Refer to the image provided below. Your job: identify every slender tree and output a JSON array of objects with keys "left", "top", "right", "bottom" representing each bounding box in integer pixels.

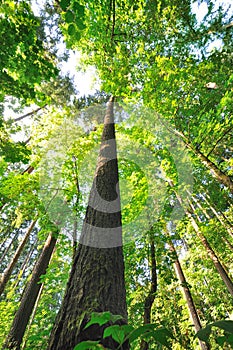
[
  {"left": 3, "top": 230, "right": 58, "bottom": 350},
  {"left": 166, "top": 230, "right": 209, "bottom": 350},
  {"left": 140, "top": 229, "right": 157, "bottom": 350},
  {"left": 0, "top": 219, "right": 37, "bottom": 296}
]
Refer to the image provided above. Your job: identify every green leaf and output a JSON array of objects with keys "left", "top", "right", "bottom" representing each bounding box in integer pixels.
[
  {"left": 84, "top": 312, "right": 112, "bottom": 329},
  {"left": 128, "top": 324, "right": 157, "bottom": 343},
  {"left": 195, "top": 325, "right": 212, "bottom": 341},
  {"left": 60, "top": 0, "right": 71, "bottom": 11},
  {"left": 151, "top": 328, "right": 173, "bottom": 348},
  {"left": 84, "top": 312, "right": 123, "bottom": 330},
  {"left": 196, "top": 321, "right": 233, "bottom": 343},
  {"left": 103, "top": 325, "right": 125, "bottom": 344},
  {"left": 211, "top": 320, "right": 233, "bottom": 334},
  {"left": 68, "top": 24, "right": 76, "bottom": 36},
  {"left": 73, "top": 3, "right": 85, "bottom": 17},
  {"left": 74, "top": 31, "right": 81, "bottom": 41},
  {"left": 76, "top": 18, "right": 86, "bottom": 30},
  {"left": 65, "top": 10, "right": 74, "bottom": 23},
  {"left": 73, "top": 340, "right": 100, "bottom": 350}
]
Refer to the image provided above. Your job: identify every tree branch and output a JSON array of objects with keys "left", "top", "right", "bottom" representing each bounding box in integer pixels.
[
  {"left": 12, "top": 105, "right": 47, "bottom": 123},
  {"left": 206, "top": 126, "right": 233, "bottom": 157}
]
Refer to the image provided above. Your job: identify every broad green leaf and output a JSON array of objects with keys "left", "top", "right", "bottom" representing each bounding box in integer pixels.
[
  {"left": 60, "top": 0, "right": 71, "bottom": 11},
  {"left": 84, "top": 312, "right": 112, "bottom": 329},
  {"left": 68, "top": 24, "right": 76, "bottom": 36},
  {"left": 65, "top": 10, "right": 74, "bottom": 23},
  {"left": 103, "top": 325, "right": 125, "bottom": 344},
  {"left": 211, "top": 320, "right": 233, "bottom": 334},
  {"left": 73, "top": 340, "right": 101, "bottom": 350},
  {"left": 76, "top": 18, "right": 86, "bottom": 30},
  {"left": 73, "top": 3, "right": 85, "bottom": 17},
  {"left": 196, "top": 325, "right": 215, "bottom": 342}
]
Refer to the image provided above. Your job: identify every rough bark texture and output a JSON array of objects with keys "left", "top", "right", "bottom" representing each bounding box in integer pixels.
[
  {"left": 0, "top": 219, "right": 37, "bottom": 296},
  {"left": 3, "top": 232, "right": 57, "bottom": 350},
  {"left": 47, "top": 97, "right": 128, "bottom": 350},
  {"left": 168, "top": 240, "right": 210, "bottom": 350}
]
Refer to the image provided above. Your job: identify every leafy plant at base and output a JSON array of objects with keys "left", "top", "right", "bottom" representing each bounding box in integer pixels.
[{"left": 74, "top": 311, "right": 174, "bottom": 350}]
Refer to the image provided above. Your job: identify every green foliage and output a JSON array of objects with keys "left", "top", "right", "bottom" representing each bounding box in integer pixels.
[
  {"left": 196, "top": 320, "right": 233, "bottom": 348},
  {"left": 0, "top": 0, "right": 58, "bottom": 103},
  {"left": 75, "top": 312, "right": 173, "bottom": 349}
]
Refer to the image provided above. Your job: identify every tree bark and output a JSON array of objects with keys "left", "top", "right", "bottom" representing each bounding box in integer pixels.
[
  {"left": 140, "top": 233, "right": 157, "bottom": 350},
  {"left": 0, "top": 231, "right": 20, "bottom": 267},
  {"left": 173, "top": 129, "right": 233, "bottom": 193},
  {"left": 191, "top": 148, "right": 233, "bottom": 194},
  {"left": 47, "top": 97, "right": 128, "bottom": 350},
  {"left": 3, "top": 232, "right": 57, "bottom": 350},
  {"left": 188, "top": 214, "right": 233, "bottom": 297},
  {"left": 167, "top": 238, "right": 210, "bottom": 350},
  {"left": 170, "top": 181, "right": 233, "bottom": 297},
  {"left": 0, "top": 219, "right": 37, "bottom": 296}
]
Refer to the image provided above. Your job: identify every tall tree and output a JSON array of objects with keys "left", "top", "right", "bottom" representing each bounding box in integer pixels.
[
  {"left": 47, "top": 97, "right": 128, "bottom": 350},
  {"left": 3, "top": 229, "right": 58, "bottom": 350}
]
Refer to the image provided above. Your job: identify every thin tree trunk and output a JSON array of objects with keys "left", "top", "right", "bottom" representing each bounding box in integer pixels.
[
  {"left": 188, "top": 214, "right": 233, "bottom": 297},
  {"left": 47, "top": 97, "right": 128, "bottom": 350},
  {"left": 21, "top": 283, "right": 44, "bottom": 350},
  {"left": 204, "top": 197, "right": 233, "bottom": 239},
  {"left": 13, "top": 238, "right": 38, "bottom": 292},
  {"left": 188, "top": 194, "right": 233, "bottom": 253},
  {"left": 195, "top": 150, "right": 233, "bottom": 193},
  {"left": 0, "top": 231, "right": 20, "bottom": 267},
  {"left": 0, "top": 219, "right": 37, "bottom": 296},
  {"left": 140, "top": 232, "right": 157, "bottom": 350},
  {"left": 222, "top": 237, "right": 233, "bottom": 252},
  {"left": 174, "top": 129, "right": 233, "bottom": 193},
  {"left": 170, "top": 181, "right": 233, "bottom": 297},
  {"left": 167, "top": 237, "right": 210, "bottom": 350},
  {"left": 3, "top": 231, "right": 57, "bottom": 350}
]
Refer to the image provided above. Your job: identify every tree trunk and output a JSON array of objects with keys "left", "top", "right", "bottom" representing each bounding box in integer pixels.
[
  {"left": 195, "top": 149, "right": 233, "bottom": 194},
  {"left": 3, "top": 232, "right": 57, "bottom": 350},
  {"left": 13, "top": 238, "right": 38, "bottom": 292},
  {"left": 167, "top": 238, "right": 210, "bottom": 350},
  {"left": 170, "top": 182, "right": 233, "bottom": 297},
  {"left": 0, "top": 219, "right": 37, "bottom": 296},
  {"left": 0, "top": 231, "right": 20, "bottom": 267},
  {"left": 188, "top": 214, "right": 233, "bottom": 297},
  {"left": 173, "top": 129, "right": 233, "bottom": 193},
  {"left": 21, "top": 283, "right": 44, "bottom": 350},
  {"left": 47, "top": 97, "right": 128, "bottom": 350},
  {"left": 140, "top": 232, "right": 157, "bottom": 350}
]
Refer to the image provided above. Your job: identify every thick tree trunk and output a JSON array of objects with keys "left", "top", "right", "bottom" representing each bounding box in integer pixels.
[
  {"left": 47, "top": 97, "right": 128, "bottom": 350},
  {"left": 3, "top": 232, "right": 57, "bottom": 350},
  {"left": 0, "top": 219, "right": 37, "bottom": 296},
  {"left": 21, "top": 283, "right": 44, "bottom": 350},
  {"left": 168, "top": 239, "right": 210, "bottom": 350}
]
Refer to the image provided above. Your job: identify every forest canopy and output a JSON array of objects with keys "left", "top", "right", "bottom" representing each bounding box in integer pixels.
[{"left": 0, "top": 0, "right": 233, "bottom": 349}]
